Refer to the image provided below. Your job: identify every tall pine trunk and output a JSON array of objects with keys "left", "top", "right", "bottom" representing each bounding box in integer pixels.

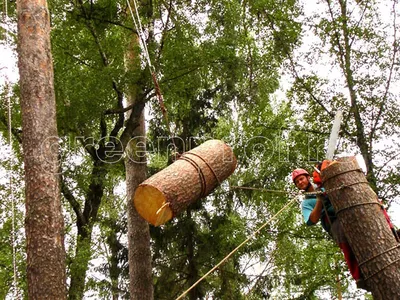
[
  {"left": 125, "top": 112, "right": 153, "bottom": 299},
  {"left": 125, "top": 32, "right": 153, "bottom": 299},
  {"left": 17, "top": 0, "right": 67, "bottom": 298}
]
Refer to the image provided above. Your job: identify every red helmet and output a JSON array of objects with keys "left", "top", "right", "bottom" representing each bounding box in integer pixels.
[{"left": 292, "top": 168, "right": 309, "bottom": 182}]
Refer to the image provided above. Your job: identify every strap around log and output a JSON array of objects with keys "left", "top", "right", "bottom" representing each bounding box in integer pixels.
[
  {"left": 364, "top": 256, "right": 400, "bottom": 282},
  {"left": 334, "top": 201, "right": 381, "bottom": 215},
  {"left": 183, "top": 152, "right": 222, "bottom": 185},
  {"left": 321, "top": 159, "right": 364, "bottom": 184},
  {"left": 359, "top": 244, "right": 400, "bottom": 267},
  {"left": 179, "top": 154, "right": 207, "bottom": 197}
]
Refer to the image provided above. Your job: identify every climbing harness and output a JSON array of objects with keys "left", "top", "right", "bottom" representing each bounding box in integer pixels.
[{"left": 176, "top": 197, "right": 297, "bottom": 300}]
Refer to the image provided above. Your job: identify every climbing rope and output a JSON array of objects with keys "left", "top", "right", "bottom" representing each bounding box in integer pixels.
[
  {"left": 183, "top": 152, "right": 222, "bottom": 185},
  {"left": 335, "top": 201, "right": 381, "bottom": 215},
  {"left": 231, "top": 185, "right": 297, "bottom": 196},
  {"left": 176, "top": 197, "right": 297, "bottom": 300},
  {"left": 3, "top": 8, "right": 19, "bottom": 297},
  {"left": 125, "top": 0, "right": 177, "bottom": 153},
  {"left": 7, "top": 82, "right": 18, "bottom": 300}
]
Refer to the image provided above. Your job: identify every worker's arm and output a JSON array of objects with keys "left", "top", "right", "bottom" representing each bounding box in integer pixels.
[
  {"left": 308, "top": 196, "right": 324, "bottom": 224},
  {"left": 301, "top": 197, "right": 323, "bottom": 225}
]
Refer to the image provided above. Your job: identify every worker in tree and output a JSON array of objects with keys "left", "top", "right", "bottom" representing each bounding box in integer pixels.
[{"left": 291, "top": 168, "right": 366, "bottom": 289}]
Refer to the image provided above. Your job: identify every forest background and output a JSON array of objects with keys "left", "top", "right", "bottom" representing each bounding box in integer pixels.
[{"left": 0, "top": 0, "right": 399, "bottom": 299}]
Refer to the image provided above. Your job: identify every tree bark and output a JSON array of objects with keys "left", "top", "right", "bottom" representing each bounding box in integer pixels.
[
  {"left": 186, "top": 209, "right": 200, "bottom": 300},
  {"left": 334, "top": 0, "right": 377, "bottom": 191},
  {"left": 321, "top": 157, "right": 400, "bottom": 299},
  {"left": 106, "top": 221, "right": 123, "bottom": 300},
  {"left": 125, "top": 112, "right": 154, "bottom": 300},
  {"left": 125, "top": 31, "right": 154, "bottom": 299},
  {"left": 17, "top": 0, "right": 67, "bottom": 298},
  {"left": 134, "top": 139, "right": 237, "bottom": 226}
]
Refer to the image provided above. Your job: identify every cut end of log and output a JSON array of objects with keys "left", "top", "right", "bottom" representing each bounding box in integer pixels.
[{"left": 134, "top": 185, "right": 173, "bottom": 226}]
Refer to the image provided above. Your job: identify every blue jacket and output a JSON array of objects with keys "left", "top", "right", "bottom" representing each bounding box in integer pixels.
[{"left": 301, "top": 188, "right": 336, "bottom": 233}]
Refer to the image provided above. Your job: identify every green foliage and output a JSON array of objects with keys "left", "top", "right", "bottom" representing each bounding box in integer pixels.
[
  {"left": 3, "top": 0, "right": 397, "bottom": 298},
  {"left": 0, "top": 219, "right": 14, "bottom": 298}
]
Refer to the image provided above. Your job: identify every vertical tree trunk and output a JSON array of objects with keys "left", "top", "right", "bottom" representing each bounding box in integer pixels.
[
  {"left": 334, "top": 0, "right": 377, "bottom": 190},
  {"left": 125, "top": 32, "right": 153, "bottom": 299},
  {"left": 321, "top": 158, "right": 400, "bottom": 299},
  {"left": 125, "top": 112, "right": 154, "bottom": 300},
  {"left": 186, "top": 209, "right": 201, "bottom": 300},
  {"left": 68, "top": 161, "right": 106, "bottom": 300},
  {"left": 106, "top": 223, "right": 123, "bottom": 300},
  {"left": 16, "top": 0, "right": 67, "bottom": 298}
]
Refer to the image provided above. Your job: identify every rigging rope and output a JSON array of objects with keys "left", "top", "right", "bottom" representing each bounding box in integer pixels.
[
  {"left": 126, "top": 0, "right": 177, "bottom": 153},
  {"left": 3, "top": 7, "right": 19, "bottom": 298},
  {"left": 230, "top": 185, "right": 298, "bottom": 196},
  {"left": 176, "top": 197, "right": 297, "bottom": 300},
  {"left": 7, "top": 79, "right": 18, "bottom": 300}
]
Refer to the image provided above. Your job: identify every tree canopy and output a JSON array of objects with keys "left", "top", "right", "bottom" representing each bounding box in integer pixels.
[{"left": 0, "top": 0, "right": 399, "bottom": 299}]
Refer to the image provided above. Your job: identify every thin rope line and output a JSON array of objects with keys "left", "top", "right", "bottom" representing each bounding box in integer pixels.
[
  {"left": 359, "top": 244, "right": 400, "bottom": 267},
  {"left": 126, "top": 0, "right": 177, "bottom": 151},
  {"left": 335, "top": 201, "right": 381, "bottom": 215},
  {"left": 230, "top": 186, "right": 298, "bottom": 196},
  {"left": 175, "top": 198, "right": 297, "bottom": 300},
  {"left": 4, "top": 5, "right": 18, "bottom": 297},
  {"left": 132, "top": 0, "right": 152, "bottom": 67},
  {"left": 8, "top": 80, "right": 18, "bottom": 299},
  {"left": 126, "top": 0, "right": 151, "bottom": 67},
  {"left": 364, "top": 256, "right": 400, "bottom": 282}
]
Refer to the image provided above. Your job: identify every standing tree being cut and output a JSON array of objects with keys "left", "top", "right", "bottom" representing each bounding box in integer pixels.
[{"left": 322, "top": 158, "right": 400, "bottom": 299}]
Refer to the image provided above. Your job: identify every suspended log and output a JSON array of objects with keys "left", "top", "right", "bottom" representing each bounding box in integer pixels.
[
  {"left": 134, "top": 139, "right": 237, "bottom": 226},
  {"left": 321, "top": 157, "right": 400, "bottom": 299}
]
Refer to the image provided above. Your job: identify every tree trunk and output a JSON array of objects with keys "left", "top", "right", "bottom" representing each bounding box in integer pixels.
[
  {"left": 106, "top": 221, "right": 123, "bottom": 300},
  {"left": 68, "top": 161, "right": 106, "bottom": 300},
  {"left": 186, "top": 209, "right": 200, "bottom": 300},
  {"left": 68, "top": 234, "right": 92, "bottom": 300},
  {"left": 125, "top": 112, "right": 154, "bottom": 300},
  {"left": 321, "top": 157, "right": 400, "bottom": 299},
  {"left": 17, "top": 0, "right": 67, "bottom": 298},
  {"left": 125, "top": 31, "right": 153, "bottom": 299},
  {"left": 335, "top": 0, "right": 377, "bottom": 191}
]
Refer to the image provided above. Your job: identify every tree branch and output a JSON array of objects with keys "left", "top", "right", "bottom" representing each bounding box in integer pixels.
[
  {"left": 61, "top": 176, "right": 86, "bottom": 227},
  {"left": 105, "top": 103, "right": 135, "bottom": 115},
  {"left": 76, "top": 135, "right": 98, "bottom": 161},
  {"left": 370, "top": 0, "right": 398, "bottom": 141}
]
